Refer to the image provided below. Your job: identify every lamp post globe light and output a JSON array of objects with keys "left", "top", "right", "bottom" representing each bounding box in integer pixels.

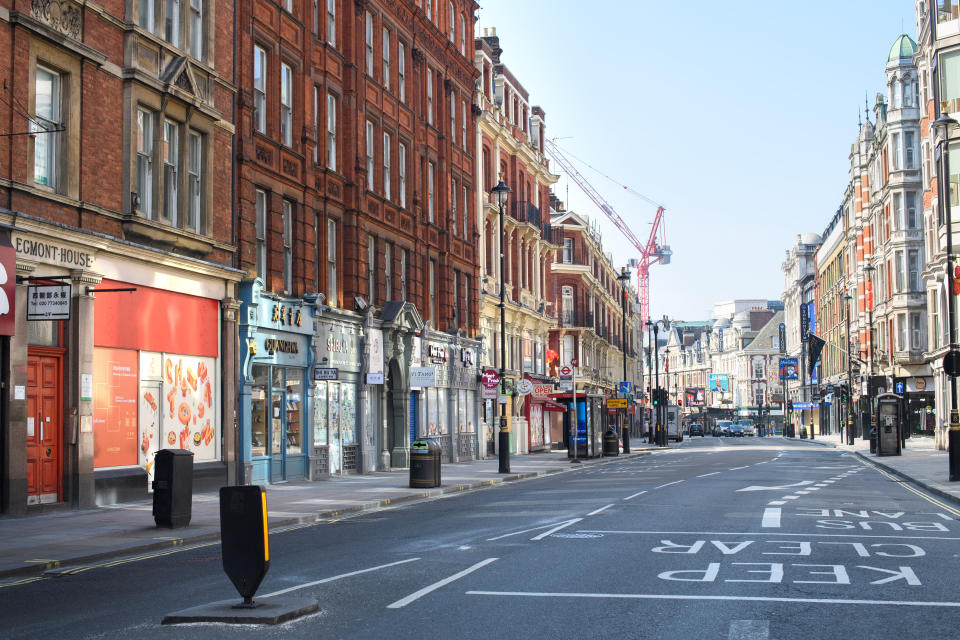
[
  {"left": 618, "top": 267, "right": 631, "bottom": 453},
  {"left": 932, "top": 113, "right": 960, "bottom": 480},
  {"left": 491, "top": 177, "right": 512, "bottom": 474}
]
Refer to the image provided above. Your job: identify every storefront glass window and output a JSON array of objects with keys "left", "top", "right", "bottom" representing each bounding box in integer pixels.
[
  {"left": 329, "top": 382, "right": 341, "bottom": 443},
  {"left": 438, "top": 387, "right": 449, "bottom": 434},
  {"left": 427, "top": 388, "right": 439, "bottom": 436},
  {"left": 251, "top": 366, "right": 268, "bottom": 456},
  {"left": 466, "top": 393, "right": 475, "bottom": 433},
  {"left": 286, "top": 372, "right": 302, "bottom": 454},
  {"left": 341, "top": 382, "right": 357, "bottom": 445},
  {"left": 458, "top": 389, "right": 467, "bottom": 431},
  {"left": 313, "top": 381, "right": 328, "bottom": 446}
]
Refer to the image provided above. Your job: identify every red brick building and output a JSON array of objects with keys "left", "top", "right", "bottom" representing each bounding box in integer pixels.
[{"left": 0, "top": 0, "right": 242, "bottom": 513}]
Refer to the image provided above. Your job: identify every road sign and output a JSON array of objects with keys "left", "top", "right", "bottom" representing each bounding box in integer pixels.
[
  {"left": 618, "top": 381, "right": 631, "bottom": 394},
  {"left": 516, "top": 379, "right": 533, "bottom": 396},
  {"left": 570, "top": 358, "right": 578, "bottom": 367},
  {"left": 558, "top": 380, "right": 573, "bottom": 392},
  {"left": 606, "top": 398, "right": 628, "bottom": 409},
  {"left": 895, "top": 382, "right": 904, "bottom": 394},
  {"left": 559, "top": 365, "right": 572, "bottom": 376}
]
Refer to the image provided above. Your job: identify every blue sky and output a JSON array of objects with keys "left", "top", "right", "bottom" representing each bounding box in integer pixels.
[{"left": 476, "top": 0, "right": 917, "bottom": 320}]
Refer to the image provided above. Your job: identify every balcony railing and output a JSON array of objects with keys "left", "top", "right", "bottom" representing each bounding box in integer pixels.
[
  {"left": 510, "top": 200, "right": 542, "bottom": 228},
  {"left": 558, "top": 309, "right": 593, "bottom": 328}
]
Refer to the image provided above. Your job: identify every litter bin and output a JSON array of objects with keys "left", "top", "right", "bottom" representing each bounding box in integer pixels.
[
  {"left": 153, "top": 449, "right": 194, "bottom": 528},
  {"left": 410, "top": 439, "right": 441, "bottom": 488},
  {"left": 602, "top": 428, "right": 620, "bottom": 456},
  {"left": 870, "top": 426, "right": 877, "bottom": 454},
  {"left": 799, "top": 426, "right": 808, "bottom": 439}
]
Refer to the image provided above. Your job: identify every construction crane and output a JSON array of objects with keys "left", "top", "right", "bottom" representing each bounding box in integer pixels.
[{"left": 543, "top": 138, "right": 671, "bottom": 329}]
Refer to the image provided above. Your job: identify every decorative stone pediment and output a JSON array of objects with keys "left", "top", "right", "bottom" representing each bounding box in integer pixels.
[
  {"left": 162, "top": 57, "right": 202, "bottom": 101},
  {"left": 31, "top": 0, "right": 81, "bottom": 40}
]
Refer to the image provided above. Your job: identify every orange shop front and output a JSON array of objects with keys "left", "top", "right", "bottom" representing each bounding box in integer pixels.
[{"left": 92, "top": 279, "right": 223, "bottom": 504}]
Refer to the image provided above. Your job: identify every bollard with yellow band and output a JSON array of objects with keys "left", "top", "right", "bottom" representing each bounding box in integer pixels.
[{"left": 220, "top": 486, "right": 270, "bottom": 608}]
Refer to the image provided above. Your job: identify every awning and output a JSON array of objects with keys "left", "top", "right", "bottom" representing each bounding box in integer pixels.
[{"left": 543, "top": 400, "right": 567, "bottom": 412}]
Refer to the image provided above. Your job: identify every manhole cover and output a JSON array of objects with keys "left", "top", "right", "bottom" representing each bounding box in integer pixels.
[{"left": 551, "top": 533, "right": 603, "bottom": 539}]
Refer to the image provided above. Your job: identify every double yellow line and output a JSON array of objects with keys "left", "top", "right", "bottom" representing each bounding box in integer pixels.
[{"left": 857, "top": 457, "right": 960, "bottom": 518}]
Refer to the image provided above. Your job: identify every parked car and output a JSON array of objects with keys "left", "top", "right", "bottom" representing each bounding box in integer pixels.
[
  {"left": 689, "top": 423, "right": 704, "bottom": 437},
  {"left": 730, "top": 424, "right": 744, "bottom": 437}
]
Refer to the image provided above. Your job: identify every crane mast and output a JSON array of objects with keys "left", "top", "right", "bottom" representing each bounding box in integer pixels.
[{"left": 543, "top": 139, "right": 669, "bottom": 329}]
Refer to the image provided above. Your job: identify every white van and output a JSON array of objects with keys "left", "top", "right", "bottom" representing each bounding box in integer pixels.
[{"left": 666, "top": 406, "right": 682, "bottom": 442}]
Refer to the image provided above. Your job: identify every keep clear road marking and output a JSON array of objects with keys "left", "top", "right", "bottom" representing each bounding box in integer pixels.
[
  {"left": 262, "top": 558, "right": 421, "bottom": 598},
  {"left": 465, "top": 591, "right": 960, "bottom": 608},
  {"left": 729, "top": 620, "right": 770, "bottom": 640},
  {"left": 387, "top": 558, "right": 499, "bottom": 609},
  {"left": 761, "top": 507, "right": 781, "bottom": 528}
]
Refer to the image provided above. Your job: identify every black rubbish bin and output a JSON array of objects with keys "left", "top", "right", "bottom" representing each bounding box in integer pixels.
[
  {"left": 870, "top": 427, "right": 877, "bottom": 454},
  {"left": 410, "top": 439, "right": 441, "bottom": 488},
  {"left": 602, "top": 428, "right": 620, "bottom": 456},
  {"left": 153, "top": 449, "right": 194, "bottom": 528}
]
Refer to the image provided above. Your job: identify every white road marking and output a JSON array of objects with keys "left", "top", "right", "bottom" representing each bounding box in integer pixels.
[
  {"left": 729, "top": 620, "right": 770, "bottom": 640},
  {"left": 697, "top": 472, "right": 721, "bottom": 478},
  {"left": 761, "top": 507, "right": 781, "bottom": 528},
  {"left": 465, "top": 590, "right": 960, "bottom": 608},
  {"left": 814, "top": 484, "right": 829, "bottom": 487},
  {"left": 487, "top": 519, "right": 581, "bottom": 541},
  {"left": 767, "top": 500, "right": 786, "bottom": 506},
  {"left": 623, "top": 491, "right": 647, "bottom": 501},
  {"left": 262, "top": 558, "right": 421, "bottom": 597},
  {"left": 782, "top": 496, "right": 799, "bottom": 500},
  {"left": 531, "top": 518, "right": 584, "bottom": 541},
  {"left": 729, "top": 466, "right": 749, "bottom": 471},
  {"left": 655, "top": 480, "right": 684, "bottom": 489},
  {"left": 587, "top": 504, "right": 614, "bottom": 516},
  {"left": 738, "top": 481, "right": 815, "bottom": 492},
  {"left": 578, "top": 529, "right": 960, "bottom": 540},
  {"left": 388, "top": 558, "right": 499, "bottom": 608}
]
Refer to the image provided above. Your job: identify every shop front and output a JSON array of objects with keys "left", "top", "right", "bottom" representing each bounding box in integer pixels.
[
  {"left": 416, "top": 331, "right": 481, "bottom": 462},
  {"left": 2, "top": 223, "right": 241, "bottom": 514},
  {"left": 312, "top": 311, "right": 363, "bottom": 476},
  {"left": 239, "top": 280, "right": 314, "bottom": 485},
  {"left": 378, "top": 301, "right": 423, "bottom": 469}
]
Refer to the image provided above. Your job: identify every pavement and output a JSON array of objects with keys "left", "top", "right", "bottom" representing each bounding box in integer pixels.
[
  {"left": 0, "top": 446, "right": 657, "bottom": 581},
  {"left": 3, "top": 432, "right": 960, "bottom": 584}
]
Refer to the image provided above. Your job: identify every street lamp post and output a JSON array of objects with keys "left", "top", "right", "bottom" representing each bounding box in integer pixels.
[
  {"left": 491, "top": 177, "right": 512, "bottom": 474},
  {"left": 933, "top": 114, "right": 960, "bottom": 480},
  {"left": 618, "top": 267, "right": 631, "bottom": 453},
  {"left": 843, "top": 292, "right": 855, "bottom": 446},
  {"left": 646, "top": 323, "right": 653, "bottom": 444},
  {"left": 864, "top": 262, "right": 876, "bottom": 445},
  {"left": 664, "top": 347, "right": 671, "bottom": 447}
]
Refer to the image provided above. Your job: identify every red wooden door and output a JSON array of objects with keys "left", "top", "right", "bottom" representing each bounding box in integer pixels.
[{"left": 26, "top": 353, "right": 61, "bottom": 504}]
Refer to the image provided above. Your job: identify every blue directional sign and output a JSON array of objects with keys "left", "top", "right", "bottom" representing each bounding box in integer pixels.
[
  {"left": 896, "top": 382, "right": 904, "bottom": 394},
  {"left": 619, "top": 381, "right": 631, "bottom": 394}
]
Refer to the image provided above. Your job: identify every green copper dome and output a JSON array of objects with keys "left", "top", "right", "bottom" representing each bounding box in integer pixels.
[{"left": 888, "top": 34, "right": 917, "bottom": 62}]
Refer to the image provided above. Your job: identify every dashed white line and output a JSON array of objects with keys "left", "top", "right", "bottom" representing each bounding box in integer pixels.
[
  {"left": 263, "top": 557, "right": 421, "bottom": 598},
  {"left": 587, "top": 504, "right": 614, "bottom": 516},
  {"left": 697, "top": 472, "right": 721, "bottom": 478},
  {"left": 387, "top": 558, "right": 499, "bottom": 609},
  {"left": 655, "top": 480, "right": 684, "bottom": 489},
  {"left": 767, "top": 500, "right": 787, "bottom": 506},
  {"left": 761, "top": 507, "right": 782, "bottom": 528},
  {"left": 782, "top": 496, "right": 799, "bottom": 500},
  {"left": 729, "top": 466, "right": 749, "bottom": 471},
  {"left": 623, "top": 491, "right": 647, "bottom": 501}
]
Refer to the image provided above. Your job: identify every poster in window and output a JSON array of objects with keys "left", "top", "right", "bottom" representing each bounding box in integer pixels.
[
  {"left": 160, "top": 353, "right": 218, "bottom": 462},
  {"left": 139, "top": 381, "right": 161, "bottom": 488},
  {"left": 341, "top": 382, "right": 357, "bottom": 445},
  {"left": 529, "top": 403, "right": 544, "bottom": 448},
  {"left": 93, "top": 348, "right": 140, "bottom": 468}
]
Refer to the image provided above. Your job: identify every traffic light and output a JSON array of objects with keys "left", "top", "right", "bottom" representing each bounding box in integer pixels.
[{"left": 652, "top": 389, "right": 660, "bottom": 406}]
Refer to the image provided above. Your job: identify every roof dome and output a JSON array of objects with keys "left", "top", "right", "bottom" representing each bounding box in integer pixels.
[
  {"left": 801, "top": 232, "right": 821, "bottom": 246},
  {"left": 888, "top": 34, "right": 917, "bottom": 62},
  {"left": 713, "top": 317, "right": 731, "bottom": 329},
  {"left": 732, "top": 311, "right": 751, "bottom": 329}
]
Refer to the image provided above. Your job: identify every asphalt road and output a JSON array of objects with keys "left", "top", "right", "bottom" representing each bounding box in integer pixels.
[{"left": 3, "top": 436, "right": 960, "bottom": 639}]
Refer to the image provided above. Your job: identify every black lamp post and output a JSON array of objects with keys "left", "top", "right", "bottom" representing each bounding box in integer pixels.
[
  {"left": 843, "top": 292, "right": 855, "bottom": 445},
  {"left": 664, "top": 347, "right": 671, "bottom": 447},
  {"left": 618, "top": 267, "right": 631, "bottom": 453},
  {"left": 864, "top": 262, "right": 876, "bottom": 444},
  {"left": 491, "top": 177, "right": 512, "bottom": 474},
  {"left": 933, "top": 113, "right": 960, "bottom": 480},
  {"left": 647, "top": 320, "right": 662, "bottom": 446},
  {"left": 645, "top": 325, "right": 653, "bottom": 443}
]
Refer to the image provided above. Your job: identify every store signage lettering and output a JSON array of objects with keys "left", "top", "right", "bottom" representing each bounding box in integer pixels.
[
  {"left": 27, "top": 284, "right": 71, "bottom": 321},
  {"left": 14, "top": 234, "right": 95, "bottom": 269},
  {"left": 328, "top": 335, "right": 352, "bottom": 353},
  {"left": 271, "top": 304, "right": 302, "bottom": 328},
  {"left": 461, "top": 348, "right": 473, "bottom": 366},
  {"left": 429, "top": 345, "right": 448, "bottom": 363},
  {"left": 264, "top": 338, "right": 298, "bottom": 354}
]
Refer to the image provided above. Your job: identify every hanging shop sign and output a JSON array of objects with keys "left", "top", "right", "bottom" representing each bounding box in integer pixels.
[
  {"left": 314, "top": 367, "right": 339, "bottom": 381},
  {"left": 27, "top": 284, "right": 71, "bottom": 321},
  {"left": 0, "top": 235, "right": 16, "bottom": 336},
  {"left": 532, "top": 384, "right": 554, "bottom": 399},
  {"left": 410, "top": 366, "right": 436, "bottom": 387},
  {"left": 428, "top": 344, "right": 449, "bottom": 363},
  {"left": 367, "top": 327, "right": 384, "bottom": 384}
]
